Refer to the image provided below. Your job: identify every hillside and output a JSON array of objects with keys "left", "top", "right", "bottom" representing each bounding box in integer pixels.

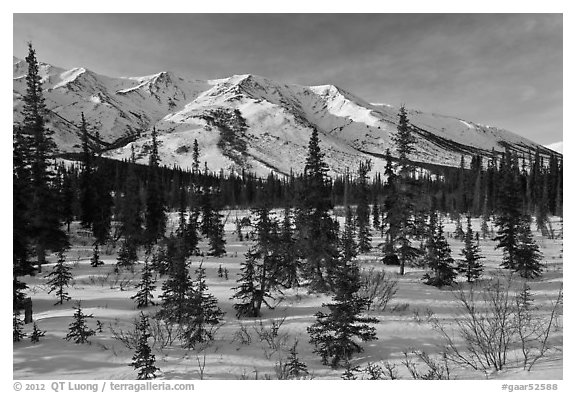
[{"left": 13, "top": 57, "right": 560, "bottom": 176}]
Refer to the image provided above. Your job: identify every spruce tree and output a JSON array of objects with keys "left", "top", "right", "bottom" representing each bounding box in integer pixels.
[
  {"left": 341, "top": 205, "right": 358, "bottom": 262},
  {"left": 356, "top": 160, "right": 372, "bottom": 253},
  {"left": 13, "top": 313, "right": 25, "bottom": 342},
  {"left": 372, "top": 200, "right": 380, "bottom": 232},
  {"left": 131, "top": 257, "right": 156, "bottom": 308},
  {"left": 278, "top": 207, "right": 300, "bottom": 288},
  {"left": 390, "top": 106, "right": 419, "bottom": 275},
  {"left": 144, "top": 127, "right": 167, "bottom": 245},
  {"left": 458, "top": 215, "right": 484, "bottom": 282},
  {"left": 285, "top": 340, "right": 309, "bottom": 378},
  {"left": 295, "top": 127, "right": 340, "bottom": 291},
  {"left": 119, "top": 147, "right": 143, "bottom": 248},
  {"left": 90, "top": 243, "right": 103, "bottom": 267},
  {"left": 495, "top": 150, "right": 523, "bottom": 271},
  {"left": 423, "top": 213, "right": 457, "bottom": 287},
  {"left": 22, "top": 43, "right": 68, "bottom": 271},
  {"left": 130, "top": 312, "right": 159, "bottom": 380},
  {"left": 30, "top": 322, "right": 46, "bottom": 343},
  {"left": 181, "top": 263, "right": 224, "bottom": 347},
  {"left": 47, "top": 250, "right": 73, "bottom": 305},
  {"left": 13, "top": 126, "right": 34, "bottom": 312},
  {"left": 158, "top": 239, "right": 192, "bottom": 323},
  {"left": 116, "top": 239, "right": 138, "bottom": 271},
  {"left": 64, "top": 303, "right": 95, "bottom": 344},
  {"left": 514, "top": 219, "right": 544, "bottom": 279},
  {"left": 307, "top": 257, "right": 378, "bottom": 368},
  {"left": 79, "top": 113, "right": 95, "bottom": 228},
  {"left": 231, "top": 206, "right": 280, "bottom": 317}
]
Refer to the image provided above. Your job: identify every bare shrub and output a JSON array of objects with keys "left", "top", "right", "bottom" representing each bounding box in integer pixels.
[
  {"left": 402, "top": 350, "right": 451, "bottom": 380},
  {"left": 252, "top": 316, "right": 289, "bottom": 357},
  {"left": 231, "top": 322, "right": 252, "bottom": 346},
  {"left": 425, "top": 277, "right": 563, "bottom": 373},
  {"left": 359, "top": 268, "right": 398, "bottom": 312}
]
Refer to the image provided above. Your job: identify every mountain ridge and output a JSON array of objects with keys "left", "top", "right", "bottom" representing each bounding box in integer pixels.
[{"left": 13, "top": 57, "right": 560, "bottom": 176}]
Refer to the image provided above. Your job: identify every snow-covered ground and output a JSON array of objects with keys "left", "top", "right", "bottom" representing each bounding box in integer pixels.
[{"left": 13, "top": 214, "right": 563, "bottom": 380}]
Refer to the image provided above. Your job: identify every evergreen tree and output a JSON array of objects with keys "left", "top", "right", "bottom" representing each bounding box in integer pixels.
[
  {"left": 341, "top": 205, "right": 358, "bottom": 262},
  {"left": 47, "top": 250, "right": 73, "bottom": 305},
  {"left": 391, "top": 106, "right": 420, "bottom": 275},
  {"left": 356, "top": 160, "right": 372, "bottom": 253},
  {"left": 131, "top": 257, "right": 156, "bottom": 308},
  {"left": 22, "top": 43, "right": 68, "bottom": 271},
  {"left": 30, "top": 322, "right": 46, "bottom": 343},
  {"left": 181, "top": 263, "right": 224, "bottom": 347},
  {"left": 278, "top": 207, "right": 300, "bottom": 288},
  {"left": 79, "top": 113, "right": 95, "bottom": 228},
  {"left": 423, "top": 213, "right": 457, "bottom": 287},
  {"left": 119, "top": 147, "right": 144, "bottom": 247},
  {"left": 458, "top": 215, "right": 484, "bottom": 282},
  {"left": 60, "top": 166, "right": 75, "bottom": 233},
  {"left": 64, "top": 303, "right": 95, "bottom": 344},
  {"left": 13, "top": 126, "right": 34, "bottom": 312},
  {"left": 158, "top": 239, "right": 192, "bottom": 323},
  {"left": 285, "top": 340, "right": 309, "bottom": 378},
  {"left": 307, "top": 257, "right": 377, "bottom": 368},
  {"left": 200, "top": 186, "right": 226, "bottom": 257},
  {"left": 295, "top": 127, "right": 340, "bottom": 291},
  {"left": 231, "top": 206, "right": 280, "bottom": 317},
  {"left": 130, "top": 312, "right": 159, "bottom": 380},
  {"left": 515, "top": 219, "right": 544, "bottom": 279},
  {"left": 116, "top": 239, "right": 138, "bottom": 271},
  {"left": 495, "top": 150, "right": 524, "bottom": 271},
  {"left": 13, "top": 313, "right": 25, "bottom": 342},
  {"left": 144, "top": 128, "right": 167, "bottom": 245},
  {"left": 90, "top": 243, "right": 103, "bottom": 267},
  {"left": 192, "top": 138, "right": 200, "bottom": 175},
  {"left": 372, "top": 200, "right": 380, "bottom": 232},
  {"left": 91, "top": 166, "right": 114, "bottom": 246}
]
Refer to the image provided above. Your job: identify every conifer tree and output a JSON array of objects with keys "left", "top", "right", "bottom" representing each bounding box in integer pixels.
[
  {"left": 116, "top": 239, "right": 138, "bottom": 271},
  {"left": 495, "top": 150, "right": 523, "bottom": 271},
  {"left": 91, "top": 166, "right": 114, "bottom": 246},
  {"left": 231, "top": 206, "right": 280, "bottom": 317},
  {"left": 514, "top": 219, "right": 544, "bottom": 279},
  {"left": 390, "top": 106, "right": 420, "bottom": 275},
  {"left": 22, "top": 43, "right": 68, "bottom": 271},
  {"left": 278, "top": 207, "right": 300, "bottom": 288},
  {"left": 130, "top": 312, "right": 159, "bottom": 380},
  {"left": 356, "top": 160, "right": 372, "bottom": 253},
  {"left": 231, "top": 257, "right": 260, "bottom": 318},
  {"left": 295, "top": 127, "right": 340, "bottom": 291},
  {"left": 13, "top": 126, "right": 34, "bottom": 312},
  {"left": 158, "top": 239, "right": 192, "bottom": 323},
  {"left": 79, "top": 113, "right": 95, "bottom": 228},
  {"left": 144, "top": 127, "right": 167, "bottom": 245},
  {"left": 181, "top": 263, "right": 224, "bottom": 347},
  {"left": 47, "top": 250, "right": 73, "bottom": 305},
  {"left": 285, "top": 340, "right": 309, "bottom": 378},
  {"left": 458, "top": 215, "right": 484, "bottom": 282},
  {"left": 372, "top": 200, "right": 380, "bottom": 232},
  {"left": 131, "top": 257, "right": 156, "bottom": 308},
  {"left": 65, "top": 303, "right": 95, "bottom": 344},
  {"left": 423, "top": 213, "right": 457, "bottom": 287},
  {"left": 13, "top": 313, "right": 25, "bottom": 342},
  {"left": 119, "top": 146, "right": 143, "bottom": 249},
  {"left": 90, "top": 243, "right": 103, "bottom": 267},
  {"left": 30, "top": 322, "right": 46, "bottom": 343},
  {"left": 341, "top": 205, "right": 358, "bottom": 262},
  {"left": 192, "top": 138, "right": 200, "bottom": 175},
  {"left": 307, "top": 256, "right": 378, "bottom": 368}
]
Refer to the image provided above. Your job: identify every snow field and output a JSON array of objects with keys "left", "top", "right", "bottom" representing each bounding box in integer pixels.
[{"left": 13, "top": 215, "right": 563, "bottom": 380}]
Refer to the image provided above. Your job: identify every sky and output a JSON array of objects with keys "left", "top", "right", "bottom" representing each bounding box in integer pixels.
[{"left": 13, "top": 13, "right": 563, "bottom": 145}]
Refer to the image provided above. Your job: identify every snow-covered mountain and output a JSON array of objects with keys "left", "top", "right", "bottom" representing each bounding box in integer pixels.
[
  {"left": 545, "top": 141, "right": 563, "bottom": 154},
  {"left": 13, "top": 57, "right": 560, "bottom": 176}
]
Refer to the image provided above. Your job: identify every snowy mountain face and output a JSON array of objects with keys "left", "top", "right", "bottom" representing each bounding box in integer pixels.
[{"left": 13, "top": 57, "right": 560, "bottom": 176}]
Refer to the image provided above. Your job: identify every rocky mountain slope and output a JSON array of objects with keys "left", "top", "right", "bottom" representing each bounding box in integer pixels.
[{"left": 13, "top": 56, "right": 559, "bottom": 176}]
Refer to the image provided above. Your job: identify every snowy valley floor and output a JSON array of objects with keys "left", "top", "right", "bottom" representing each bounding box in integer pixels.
[{"left": 13, "top": 214, "right": 563, "bottom": 380}]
